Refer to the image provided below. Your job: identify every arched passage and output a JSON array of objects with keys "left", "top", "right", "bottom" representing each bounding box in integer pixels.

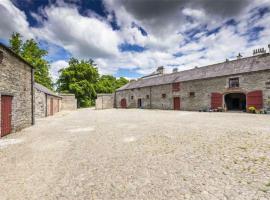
[{"left": 225, "top": 93, "right": 246, "bottom": 111}]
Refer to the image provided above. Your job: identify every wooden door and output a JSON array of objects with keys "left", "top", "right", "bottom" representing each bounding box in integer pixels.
[
  {"left": 50, "top": 98, "right": 54, "bottom": 115},
  {"left": 247, "top": 90, "right": 263, "bottom": 109},
  {"left": 211, "top": 93, "right": 222, "bottom": 109},
  {"left": 120, "top": 98, "right": 127, "bottom": 108},
  {"left": 173, "top": 97, "right": 180, "bottom": 110},
  {"left": 1, "top": 96, "right": 12, "bottom": 137}
]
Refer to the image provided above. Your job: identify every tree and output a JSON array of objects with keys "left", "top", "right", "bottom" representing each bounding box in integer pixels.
[
  {"left": 9, "top": 33, "right": 22, "bottom": 54},
  {"left": 9, "top": 33, "right": 53, "bottom": 89},
  {"left": 95, "top": 75, "right": 128, "bottom": 94},
  {"left": 57, "top": 58, "right": 99, "bottom": 107}
]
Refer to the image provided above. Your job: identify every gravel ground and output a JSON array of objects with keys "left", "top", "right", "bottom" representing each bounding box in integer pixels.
[{"left": 0, "top": 108, "right": 270, "bottom": 200}]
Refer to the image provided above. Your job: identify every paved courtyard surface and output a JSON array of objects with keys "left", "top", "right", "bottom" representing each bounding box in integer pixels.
[{"left": 0, "top": 109, "right": 270, "bottom": 200}]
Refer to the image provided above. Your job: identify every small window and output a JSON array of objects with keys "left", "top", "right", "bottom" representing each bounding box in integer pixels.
[
  {"left": 172, "top": 82, "right": 180, "bottom": 91},
  {"left": 0, "top": 51, "right": 3, "bottom": 63},
  {"left": 131, "top": 96, "right": 134, "bottom": 100},
  {"left": 189, "top": 92, "right": 195, "bottom": 97},
  {"left": 138, "top": 88, "right": 140, "bottom": 91},
  {"left": 229, "top": 78, "right": 239, "bottom": 88},
  {"left": 146, "top": 95, "right": 150, "bottom": 99},
  {"left": 266, "top": 81, "right": 270, "bottom": 89},
  {"left": 162, "top": 94, "right": 166, "bottom": 98}
]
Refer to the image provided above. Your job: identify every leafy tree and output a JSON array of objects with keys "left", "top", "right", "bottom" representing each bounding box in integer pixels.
[
  {"left": 95, "top": 75, "right": 128, "bottom": 94},
  {"left": 9, "top": 33, "right": 22, "bottom": 54},
  {"left": 9, "top": 33, "right": 53, "bottom": 89},
  {"left": 57, "top": 58, "right": 129, "bottom": 107},
  {"left": 57, "top": 58, "right": 99, "bottom": 107}
]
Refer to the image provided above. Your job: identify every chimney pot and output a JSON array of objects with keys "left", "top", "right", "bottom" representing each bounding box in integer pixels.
[
  {"left": 157, "top": 66, "right": 164, "bottom": 74},
  {"left": 173, "top": 68, "right": 178, "bottom": 73}
]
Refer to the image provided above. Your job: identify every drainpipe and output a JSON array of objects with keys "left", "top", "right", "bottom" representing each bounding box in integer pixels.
[
  {"left": 31, "top": 68, "right": 35, "bottom": 125},
  {"left": 150, "top": 87, "right": 152, "bottom": 109}
]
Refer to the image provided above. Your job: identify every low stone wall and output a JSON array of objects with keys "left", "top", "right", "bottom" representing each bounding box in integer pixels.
[
  {"left": 95, "top": 94, "right": 114, "bottom": 109},
  {"left": 60, "top": 94, "right": 77, "bottom": 110}
]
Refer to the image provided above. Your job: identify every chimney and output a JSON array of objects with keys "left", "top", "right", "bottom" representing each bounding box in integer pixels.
[
  {"left": 172, "top": 68, "right": 178, "bottom": 73},
  {"left": 225, "top": 58, "right": 229, "bottom": 62},
  {"left": 156, "top": 66, "right": 164, "bottom": 74},
  {"left": 268, "top": 44, "right": 270, "bottom": 53},
  {"left": 237, "top": 53, "right": 243, "bottom": 59},
  {"left": 253, "top": 48, "right": 266, "bottom": 55}
]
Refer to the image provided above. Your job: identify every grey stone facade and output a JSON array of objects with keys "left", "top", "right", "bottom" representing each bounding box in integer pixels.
[
  {"left": 34, "top": 83, "right": 62, "bottom": 118},
  {"left": 0, "top": 44, "right": 34, "bottom": 136},
  {"left": 60, "top": 94, "right": 77, "bottom": 110},
  {"left": 95, "top": 94, "right": 114, "bottom": 109},
  {"left": 34, "top": 87, "right": 46, "bottom": 118},
  {"left": 116, "top": 53, "right": 270, "bottom": 111}
]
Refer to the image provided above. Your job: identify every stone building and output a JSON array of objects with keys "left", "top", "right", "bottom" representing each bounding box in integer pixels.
[
  {"left": 34, "top": 83, "right": 62, "bottom": 118},
  {"left": 60, "top": 94, "right": 77, "bottom": 110},
  {"left": 95, "top": 94, "right": 114, "bottom": 109},
  {"left": 116, "top": 49, "right": 270, "bottom": 112},
  {"left": 0, "top": 44, "right": 34, "bottom": 137}
]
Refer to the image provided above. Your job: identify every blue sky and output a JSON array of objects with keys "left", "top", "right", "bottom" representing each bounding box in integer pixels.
[{"left": 0, "top": 0, "right": 270, "bottom": 81}]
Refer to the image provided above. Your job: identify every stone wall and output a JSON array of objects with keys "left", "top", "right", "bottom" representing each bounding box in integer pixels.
[
  {"left": 34, "top": 88, "right": 46, "bottom": 118},
  {"left": 60, "top": 94, "right": 77, "bottom": 110},
  {"left": 95, "top": 94, "right": 114, "bottom": 109},
  {"left": 0, "top": 45, "right": 33, "bottom": 136},
  {"left": 115, "top": 70, "right": 270, "bottom": 111}
]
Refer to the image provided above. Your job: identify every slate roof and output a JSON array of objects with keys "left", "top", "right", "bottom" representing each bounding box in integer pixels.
[
  {"left": 117, "top": 53, "right": 270, "bottom": 91},
  {"left": 34, "top": 82, "right": 62, "bottom": 98}
]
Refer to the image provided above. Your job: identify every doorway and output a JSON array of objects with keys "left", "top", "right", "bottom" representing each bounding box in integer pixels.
[
  {"left": 120, "top": 98, "right": 127, "bottom": 108},
  {"left": 137, "top": 98, "right": 142, "bottom": 108},
  {"left": 225, "top": 93, "right": 246, "bottom": 111},
  {"left": 173, "top": 97, "right": 180, "bottom": 110},
  {"left": 1, "top": 95, "right": 12, "bottom": 137}
]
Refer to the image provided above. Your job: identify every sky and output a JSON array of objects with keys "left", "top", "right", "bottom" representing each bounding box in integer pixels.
[{"left": 0, "top": 0, "right": 270, "bottom": 81}]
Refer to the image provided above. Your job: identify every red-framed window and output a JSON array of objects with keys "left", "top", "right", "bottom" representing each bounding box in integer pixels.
[{"left": 172, "top": 82, "right": 180, "bottom": 91}]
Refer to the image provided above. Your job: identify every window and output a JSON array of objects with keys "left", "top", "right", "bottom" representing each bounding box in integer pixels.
[
  {"left": 162, "top": 94, "right": 166, "bottom": 98},
  {"left": 131, "top": 96, "right": 134, "bottom": 100},
  {"left": 266, "top": 81, "right": 270, "bottom": 89},
  {"left": 229, "top": 78, "right": 239, "bottom": 88},
  {"left": 172, "top": 82, "right": 180, "bottom": 91},
  {"left": 146, "top": 95, "right": 150, "bottom": 99},
  {"left": 189, "top": 92, "right": 195, "bottom": 97},
  {"left": 0, "top": 51, "right": 3, "bottom": 63}
]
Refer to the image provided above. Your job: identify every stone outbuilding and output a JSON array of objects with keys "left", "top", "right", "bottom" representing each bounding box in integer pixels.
[
  {"left": 0, "top": 43, "right": 34, "bottom": 137},
  {"left": 116, "top": 48, "right": 270, "bottom": 112},
  {"left": 34, "top": 83, "right": 62, "bottom": 118},
  {"left": 60, "top": 94, "right": 77, "bottom": 110},
  {"left": 95, "top": 94, "right": 114, "bottom": 109}
]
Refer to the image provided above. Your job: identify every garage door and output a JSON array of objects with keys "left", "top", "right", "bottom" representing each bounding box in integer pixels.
[
  {"left": 211, "top": 93, "right": 222, "bottom": 109},
  {"left": 1, "top": 96, "right": 12, "bottom": 137},
  {"left": 247, "top": 90, "right": 263, "bottom": 110},
  {"left": 120, "top": 98, "right": 127, "bottom": 108}
]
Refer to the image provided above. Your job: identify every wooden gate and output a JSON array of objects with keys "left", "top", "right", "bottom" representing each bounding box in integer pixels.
[
  {"left": 173, "top": 97, "right": 180, "bottom": 110},
  {"left": 50, "top": 98, "right": 54, "bottom": 115},
  {"left": 1, "top": 96, "right": 12, "bottom": 137},
  {"left": 247, "top": 90, "right": 263, "bottom": 110},
  {"left": 120, "top": 98, "right": 127, "bottom": 108},
  {"left": 211, "top": 93, "right": 222, "bottom": 109}
]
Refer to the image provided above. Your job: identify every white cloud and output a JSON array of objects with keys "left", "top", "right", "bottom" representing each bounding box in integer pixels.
[
  {"left": 33, "top": 5, "right": 120, "bottom": 59},
  {"left": 50, "top": 60, "right": 68, "bottom": 81},
  {"left": 0, "top": 0, "right": 33, "bottom": 39}
]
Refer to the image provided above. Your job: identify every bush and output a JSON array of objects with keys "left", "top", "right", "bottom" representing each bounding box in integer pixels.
[{"left": 248, "top": 106, "right": 256, "bottom": 114}]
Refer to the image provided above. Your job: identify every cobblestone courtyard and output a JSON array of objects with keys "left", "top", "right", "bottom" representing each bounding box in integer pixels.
[{"left": 0, "top": 109, "right": 270, "bottom": 200}]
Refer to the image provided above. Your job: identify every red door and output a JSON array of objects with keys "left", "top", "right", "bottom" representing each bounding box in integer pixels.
[
  {"left": 1, "top": 96, "right": 12, "bottom": 137},
  {"left": 247, "top": 90, "right": 263, "bottom": 109},
  {"left": 173, "top": 97, "right": 180, "bottom": 110},
  {"left": 50, "top": 98, "right": 54, "bottom": 115},
  {"left": 211, "top": 93, "right": 222, "bottom": 109},
  {"left": 120, "top": 98, "right": 127, "bottom": 108}
]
